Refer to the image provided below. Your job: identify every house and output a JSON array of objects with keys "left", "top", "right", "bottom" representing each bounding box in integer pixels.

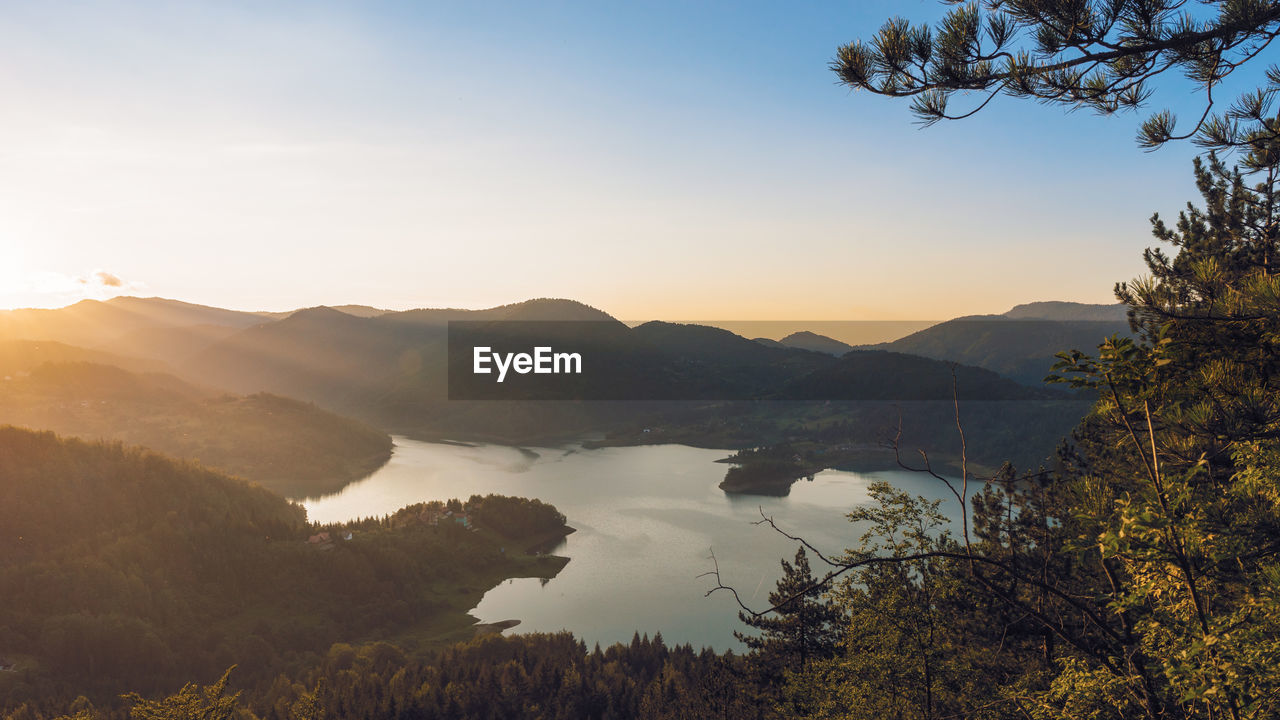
[
  {"left": 307, "top": 532, "right": 331, "bottom": 545},
  {"left": 453, "top": 513, "right": 472, "bottom": 529}
]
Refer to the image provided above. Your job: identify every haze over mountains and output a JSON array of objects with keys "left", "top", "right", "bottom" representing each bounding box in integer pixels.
[
  {"left": 0, "top": 294, "right": 1126, "bottom": 400},
  {"left": 0, "top": 341, "right": 391, "bottom": 497},
  {"left": 0, "top": 295, "right": 1117, "bottom": 466},
  {"left": 0, "top": 295, "right": 1127, "bottom": 373},
  {"left": 865, "top": 302, "right": 1132, "bottom": 385},
  {"left": 0, "top": 297, "right": 274, "bottom": 350}
]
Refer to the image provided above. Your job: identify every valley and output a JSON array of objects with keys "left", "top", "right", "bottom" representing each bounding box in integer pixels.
[{"left": 0, "top": 293, "right": 1115, "bottom": 715}]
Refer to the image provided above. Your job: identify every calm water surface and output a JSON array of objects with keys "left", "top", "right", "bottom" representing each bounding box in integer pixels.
[{"left": 302, "top": 437, "right": 958, "bottom": 650}]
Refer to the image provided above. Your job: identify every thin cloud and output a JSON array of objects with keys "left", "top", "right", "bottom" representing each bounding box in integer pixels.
[
  {"left": 1, "top": 269, "right": 146, "bottom": 309},
  {"left": 81, "top": 270, "right": 123, "bottom": 287}
]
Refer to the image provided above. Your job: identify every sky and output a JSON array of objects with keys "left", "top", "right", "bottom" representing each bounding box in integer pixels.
[{"left": 0, "top": 1, "right": 1252, "bottom": 319}]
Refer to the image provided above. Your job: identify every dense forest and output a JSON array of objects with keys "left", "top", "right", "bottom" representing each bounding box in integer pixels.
[
  {"left": 0, "top": 428, "right": 569, "bottom": 714},
  {"left": 6, "top": 634, "right": 766, "bottom": 720}
]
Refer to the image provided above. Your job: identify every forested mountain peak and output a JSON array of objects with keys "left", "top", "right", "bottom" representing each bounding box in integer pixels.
[
  {"left": 779, "top": 331, "right": 854, "bottom": 356},
  {"left": 1002, "top": 301, "right": 1130, "bottom": 321}
]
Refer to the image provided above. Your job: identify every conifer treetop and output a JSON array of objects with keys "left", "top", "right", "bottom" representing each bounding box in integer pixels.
[{"left": 833, "top": 1, "right": 1280, "bottom": 153}]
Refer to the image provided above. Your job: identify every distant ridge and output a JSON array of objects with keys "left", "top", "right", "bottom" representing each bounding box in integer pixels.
[
  {"left": 329, "top": 304, "right": 393, "bottom": 318},
  {"left": 875, "top": 301, "right": 1132, "bottom": 385},
  {"left": 778, "top": 330, "right": 853, "bottom": 356},
  {"left": 1003, "top": 301, "right": 1129, "bottom": 322},
  {"left": 485, "top": 298, "right": 616, "bottom": 321},
  {"left": 385, "top": 298, "right": 617, "bottom": 325},
  {"left": 1, "top": 294, "right": 1126, "bottom": 401},
  {"left": 103, "top": 295, "right": 278, "bottom": 325},
  {"left": 0, "top": 296, "right": 617, "bottom": 371},
  {"left": 0, "top": 296, "right": 270, "bottom": 350}
]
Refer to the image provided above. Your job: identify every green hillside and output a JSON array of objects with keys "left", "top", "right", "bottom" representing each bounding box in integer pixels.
[
  {"left": 0, "top": 361, "right": 392, "bottom": 498},
  {"left": 0, "top": 427, "right": 569, "bottom": 706}
]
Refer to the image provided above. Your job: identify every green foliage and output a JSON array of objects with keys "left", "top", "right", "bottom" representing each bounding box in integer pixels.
[
  {"left": 734, "top": 546, "right": 844, "bottom": 690},
  {"left": 1034, "top": 152, "right": 1280, "bottom": 718},
  {"left": 836, "top": 1, "right": 1280, "bottom": 153},
  {"left": 720, "top": 457, "right": 809, "bottom": 494},
  {"left": 464, "top": 495, "right": 567, "bottom": 538},
  {"left": 0, "top": 428, "right": 567, "bottom": 710},
  {"left": 30, "top": 635, "right": 763, "bottom": 720},
  {"left": 776, "top": 151, "right": 1280, "bottom": 719},
  {"left": 785, "top": 482, "right": 1040, "bottom": 719},
  {"left": 122, "top": 667, "right": 241, "bottom": 720}
]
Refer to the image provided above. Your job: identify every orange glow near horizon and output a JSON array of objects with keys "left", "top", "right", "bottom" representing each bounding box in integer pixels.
[{"left": 0, "top": 3, "right": 1177, "bottom": 323}]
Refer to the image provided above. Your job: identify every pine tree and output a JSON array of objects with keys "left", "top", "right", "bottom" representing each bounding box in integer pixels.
[
  {"left": 121, "top": 667, "right": 241, "bottom": 720},
  {"left": 735, "top": 546, "right": 844, "bottom": 680},
  {"left": 765, "top": 150, "right": 1280, "bottom": 719},
  {"left": 1041, "top": 149, "right": 1280, "bottom": 718},
  {"left": 835, "top": 1, "right": 1280, "bottom": 152}
]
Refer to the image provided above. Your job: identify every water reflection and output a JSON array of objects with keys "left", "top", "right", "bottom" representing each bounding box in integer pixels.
[{"left": 302, "top": 437, "right": 959, "bottom": 650}]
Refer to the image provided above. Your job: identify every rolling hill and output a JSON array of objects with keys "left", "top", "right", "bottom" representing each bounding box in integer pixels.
[
  {"left": 778, "top": 330, "right": 854, "bottom": 356},
  {"left": 0, "top": 427, "right": 567, "bottom": 702},
  {"left": 0, "top": 296, "right": 272, "bottom": 351},
  {"left": 873, "top": 302, "right": 1132, "bottom": 385},
  {"left": 0, "top": 360, "right": 392, "bottom": 497}
]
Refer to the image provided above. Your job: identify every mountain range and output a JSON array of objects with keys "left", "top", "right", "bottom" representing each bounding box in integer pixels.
[{"left": 0, "top": 295, "right": 1121, "bottom": 467}]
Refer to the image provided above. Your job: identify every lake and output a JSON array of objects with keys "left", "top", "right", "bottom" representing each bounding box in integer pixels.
[{"left": 302, "top": 437, "right": 960, "bottom": 651}]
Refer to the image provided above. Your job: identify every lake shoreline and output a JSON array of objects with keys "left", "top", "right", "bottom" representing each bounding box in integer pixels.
[{"left": 304, "top": 436, "right": 963, "bottom": 651}]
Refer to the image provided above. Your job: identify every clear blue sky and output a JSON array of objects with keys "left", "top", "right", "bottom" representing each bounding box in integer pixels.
[{"left": 0, "top": 1, "right": 1244, "bottom": 318}]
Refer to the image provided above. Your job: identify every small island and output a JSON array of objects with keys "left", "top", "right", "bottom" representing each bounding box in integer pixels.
[{"left": 717, "top": 441, "right": 914, "bottom": 495}]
